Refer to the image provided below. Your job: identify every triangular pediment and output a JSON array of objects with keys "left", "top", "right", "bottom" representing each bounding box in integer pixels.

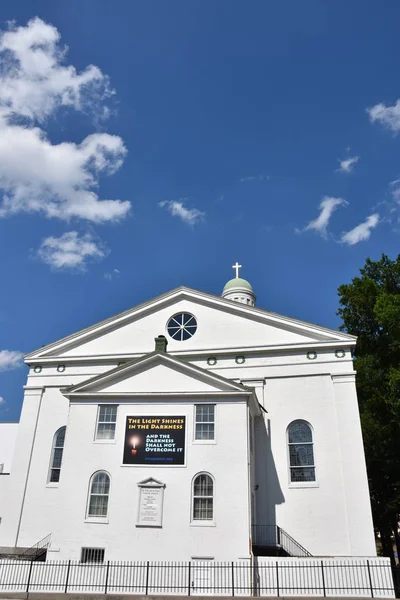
[
  {"left": 25, "top": 286, "right": 356, "bottom": 362},
  {"left": 138, "top": 478, "right": 165, "bottom": 488},
  {"left": 62, "top": 352, "right": 252, "bottom": 398}
]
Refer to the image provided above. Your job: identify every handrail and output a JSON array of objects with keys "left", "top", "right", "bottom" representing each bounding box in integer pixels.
[
  {"left": 251, "top": 525, "right": 312, "bottom": 557},
  {"left": 278, "top": 527, "right": 312, "bottom": 557},
  {"left": 19, "top": 533, "right": 51, "bottom": 561}
]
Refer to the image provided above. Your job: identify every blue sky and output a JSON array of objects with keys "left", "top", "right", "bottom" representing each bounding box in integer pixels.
[{"left": 1, "top": 1, "right": 400, "bottom": 421}]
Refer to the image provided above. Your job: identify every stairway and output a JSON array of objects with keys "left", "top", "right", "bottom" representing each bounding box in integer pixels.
[
  {"left": 0, "top": 534, "right": 51, "bottom": 561},
  {"left": 252, "top": 525, "right": 312, "bottom": 557}
]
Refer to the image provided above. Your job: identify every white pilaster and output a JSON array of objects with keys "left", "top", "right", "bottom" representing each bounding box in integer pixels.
[{"left": 332, "top": 374, "right": 376, "bottom": 556}]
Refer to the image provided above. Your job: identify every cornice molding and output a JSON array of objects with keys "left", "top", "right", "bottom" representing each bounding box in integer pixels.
[
  {"left": 61, "top": 351, "right": 252, "bottom": 396},
  {"left": 24, "top": 286, "right": 356, "bottom": 361},
  {"left": 25, "top": 340, "right": 355, "bottom": 366}
]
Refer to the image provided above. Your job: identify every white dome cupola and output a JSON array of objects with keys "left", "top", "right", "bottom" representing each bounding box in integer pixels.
[{"left": 222, "top": 262, "right": 256, "bottom": 306}]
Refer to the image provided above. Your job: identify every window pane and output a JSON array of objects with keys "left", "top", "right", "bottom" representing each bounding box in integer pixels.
[
  {"left": 193, "top": 498, "right": 213, "bottom": 520},
  {"left": 48, "top": 427, "right": 66, "bottom": 483},
  {"left": 96, "top": 406, "right": 117, "bottom": 440},
  {"left": 52, "top": 447, "right": 64, "bottom": 469},
  {"left": 194, "top": 474, "right": 213, "bottom": 496},
  {"left": 99, "top": 406, "right": 117, "bottom": 422},
  {"left": 97, "top": 423, "right": 116, "bottom": 439},
  {"left": 92, "top": 473, "right": 110, "bottom": 495},
  {"left": 50, "top": 468, "right": 60, "bottom": 483},
  {"left": 290, "top": 467, "right": 316, "bottom": 482},
  {"left": 89, "top": 495, "right": 109, "bottom": 516},
  {"left": 55, "top": 427, "right": 66, "bottom": 447},
  {"left": 196, "top": 405, "right": 214, "bottom": 422},
  {"left": 195, "top": 423, "right": 215, "bottom": 440},
  {"left": 249, "top": 414, "right": 254, "bottom": 453},
  {"left": 288, "top": 422, "right": 312, "bottom": 444},
  {"left": 289, "top": 444, "right": 314, "bottom": 466}
]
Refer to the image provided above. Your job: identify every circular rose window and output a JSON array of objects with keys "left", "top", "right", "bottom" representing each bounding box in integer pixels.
[{"left": 167, "top": 313, "right": 197, "bottom": 341}]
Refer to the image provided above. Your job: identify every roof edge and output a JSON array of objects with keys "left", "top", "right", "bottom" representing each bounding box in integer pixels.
[
  {"left": 25, "top": 285, "right": 356, "bottom": 359},
  {"left": 61, "top": 350, "right": 251, "bottom": 396}
]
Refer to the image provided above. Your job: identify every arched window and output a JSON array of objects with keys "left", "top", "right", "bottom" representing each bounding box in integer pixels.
[
  {"left": 192, "top": 473, "right": 214, "bottom": 520},
  {"left": 87, "top": 472, "right": 110, "bottom": 518},
  {"left": 48, "top": 427, "right": 66, "bottom": 483},
  {"left": 287, "top": 421, "right": 315, "bottom": 483}
]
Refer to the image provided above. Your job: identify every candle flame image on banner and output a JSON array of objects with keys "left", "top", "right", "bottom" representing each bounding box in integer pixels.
[
  {"left": 123, "top": 416, "right": 186, "bottom": 465},
  {"left": 131, "top": 436, "right": 139, "bottom": 455}
]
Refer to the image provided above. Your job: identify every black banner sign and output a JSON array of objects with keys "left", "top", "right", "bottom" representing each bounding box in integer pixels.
[{"left": 123, "top": 416, "right": 186, "bottom": 465}]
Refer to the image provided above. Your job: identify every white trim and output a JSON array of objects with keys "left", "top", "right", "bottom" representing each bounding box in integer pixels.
[
  {"left": 25, "top": 339, "right": 356, "bottom": 365},
  {"left": 286, "top": 420, "right": 318, "bottom": 487},
  {"left": 67, "top": 392, "right": 251, "bottom": 399},
  {"left": 86, "top": 470, "right": 111, "bottom": 520},
  {"left": 62, "top": 352, "right": 250, "bottom": 396},
  {"left": 24, "top": 286, "right": 356, "bottom": 361},
  {"left": 193, "top": 403, "right": 216, "bottom": 443},
  {"left": 288, "top": 481, "right": 319, "bottom": 489},
  {"left": 47, "top": 426, "right": 66, "bottom": 485},
  {"left": 136, "top": 478, "right": 166, "bottom": 528},
  {"left": 191, "top": 471, "right": 215, "bottom": 524},
  {"left": 166, "top": 311, "right": 198, "bottom": 342},
  {"left": 94, "top": 405, "right": 118, "bottom": 441},
  {"left": 84, "top": 518, "right": 109, "bottom": 524}
]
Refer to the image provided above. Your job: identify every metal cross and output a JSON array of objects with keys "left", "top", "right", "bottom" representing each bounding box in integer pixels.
[{"left": 232, "top": 262, "right": 242, "bottom": 278}]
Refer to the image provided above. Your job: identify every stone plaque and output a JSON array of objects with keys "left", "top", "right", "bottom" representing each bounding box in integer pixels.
[{"left": 137, "top": 478, "right": 165, "bottom": 527}]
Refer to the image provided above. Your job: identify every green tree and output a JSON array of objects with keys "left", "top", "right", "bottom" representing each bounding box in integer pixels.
[{"left": 337, "top": 254, "right": 400, "bottom": 565}]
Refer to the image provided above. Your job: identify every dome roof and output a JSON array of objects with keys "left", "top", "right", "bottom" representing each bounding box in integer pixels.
[{"left": 223, "top": 277, "right": 254, "bottom": 292}]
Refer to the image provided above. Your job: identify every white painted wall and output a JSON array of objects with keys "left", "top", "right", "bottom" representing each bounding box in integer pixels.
[
  {"left": 0, "top": 422, "right": 19, "bottom": 526},
  {"left": 253, "top": 373, "right": 373, "bottom": 556},
  {"left": 49, "top": 298, "right": 330, "bottom": 358},
  {"left": 0, "top": 291, "right": 375, "bottom": 559},
  {"left": 0, "top": 423, "right": 18, "bottom": 473},
  {"left": 10, "top": 387, "right": 251, "bottom": 560}
]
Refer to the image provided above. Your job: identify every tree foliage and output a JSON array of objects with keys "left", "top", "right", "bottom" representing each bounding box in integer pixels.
[{"left": 338, "top": 254, "right": 400, "bottom": 559}]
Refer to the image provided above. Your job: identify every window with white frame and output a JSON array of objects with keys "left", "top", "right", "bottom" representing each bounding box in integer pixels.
[
  {"left": 287, "top": 421, "right": 316, "bottom": 483},
  {"left": 95, "top": 405, "right": 117, "bottom": 440},
  {"left": 195, "top": 404, "right": 215, "bottom": 440},
  {"left": 192, "top": 473, "right": 214, "bottom": 521},
  {"left": 48, "top": 427, "right": 66, "bottom": 483},
  {"left": 87, "top": 471, "right": 110, "bottom": 518}
]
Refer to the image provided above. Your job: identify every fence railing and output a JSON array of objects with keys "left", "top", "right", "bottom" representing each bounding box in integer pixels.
[{"left": 0, "top": 557, "right": 395, "bottom": 597}]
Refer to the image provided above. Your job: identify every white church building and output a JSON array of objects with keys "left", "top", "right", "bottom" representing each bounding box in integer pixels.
[{"left": 0, "top": 266, "right": 377, "bottom": 563}]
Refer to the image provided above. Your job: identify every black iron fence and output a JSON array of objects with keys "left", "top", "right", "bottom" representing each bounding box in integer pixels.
[{"left": 0, "top": 558, "right": 395, "bottom": 597}]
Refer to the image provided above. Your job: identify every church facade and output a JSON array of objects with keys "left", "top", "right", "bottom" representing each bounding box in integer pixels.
[{"left": 0, "top": 270, "right": 376, "bottom": 561}]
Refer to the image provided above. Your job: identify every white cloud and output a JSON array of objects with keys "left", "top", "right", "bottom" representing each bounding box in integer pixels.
[
  {"left": 104, "top": 268, "right": 120, "bottom": 281},
  {"left": 159, "top": 200, "right": 205, "bottom": 226},
  {"left": 389, "top": 179, "right": 400, "bottom": 203},
  {"left": 299, "top": 196, "right": 347, "bottom": 238},
  {"left": 0, "top": 397, "right": 4, "bottom": 405},
  {"left": 368, "top": 100, "right": 400, "bottom": 132},
  {"left": 0, "top": 18, "right": 130, "bottom": 223},
  {"left": 341, "top": 214, "right": 380, "bottom": 246},
  {"left": 37, "top": 231, "right": 107, "bottom": 271},
  {"left": 0, "top": 350, "right": 23, "bottom": 371},
  {"left": 337, "top": 156, "right": 359, "bottom": 173}
]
